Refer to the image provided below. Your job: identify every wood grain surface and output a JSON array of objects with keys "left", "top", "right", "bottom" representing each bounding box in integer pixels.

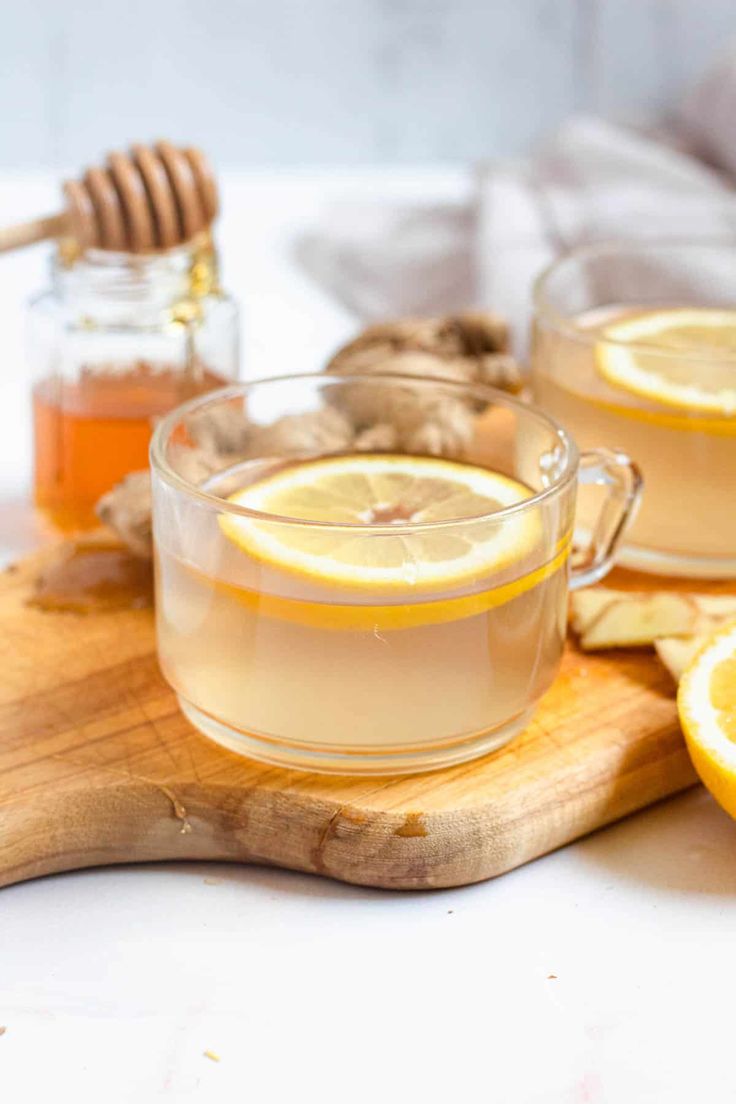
[{"left": 0, "top": 545, "right": 716, "bottom": 892}]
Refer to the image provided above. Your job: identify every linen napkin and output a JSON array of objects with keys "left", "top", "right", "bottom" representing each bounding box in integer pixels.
[{"left": 296, "top": 42, "right": 736, "bottom": 357}]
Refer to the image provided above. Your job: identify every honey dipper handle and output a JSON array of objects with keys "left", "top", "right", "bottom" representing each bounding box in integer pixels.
[{"left": 0, "top": 212, "right": 67, "bottom": 254}]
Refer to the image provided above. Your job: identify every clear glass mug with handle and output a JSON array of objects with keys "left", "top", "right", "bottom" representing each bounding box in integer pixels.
[
  {"left": 150, "top": 372, "right": 642, "bottom": 775},
  {"left": 532, "top": 241, "right": 736, "bottom": 578}
]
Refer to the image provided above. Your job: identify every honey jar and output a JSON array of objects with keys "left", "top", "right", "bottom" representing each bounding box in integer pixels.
[{"left": 28, "top": 235, "right": 238, "bottom": 531}]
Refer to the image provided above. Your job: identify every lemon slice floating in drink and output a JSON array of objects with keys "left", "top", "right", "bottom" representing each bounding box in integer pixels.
[
  {"left": 220, "top": 453, "right": 540, "bottom": 591},
  {"left": 678, "top": 621, "right": 736, "bottom": 820},
  {"left": 597, "top": 308, "right": 736, "bottom": 415}
]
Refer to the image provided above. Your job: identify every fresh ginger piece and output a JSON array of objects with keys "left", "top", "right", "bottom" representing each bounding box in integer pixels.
[
  {"left": 570, "top": 588, "right": 736, "bottom": 651},
  {"left": 568, "top": 588, "right": 619, "bottom": 631},
  {"left": 571, "top": 589, "right": 700, "bottom": 650},
  {"left": 694, "top": 595, "right": 736, "bottom": 618},
  {"left": 655, "top": 636, "right": 707, "bottom": 682},
  {"left": 96, "top": 470, "right": 153, "bottom": 559}
]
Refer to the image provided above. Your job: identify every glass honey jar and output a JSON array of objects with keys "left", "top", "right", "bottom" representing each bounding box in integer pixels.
[{"left": 28, "top": 235, "right": 239, "bottom": 531}]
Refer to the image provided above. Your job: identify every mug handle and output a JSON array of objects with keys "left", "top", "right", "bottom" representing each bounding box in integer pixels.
[{"left": 569, "top": 448, "right": 643, "bottom": 592}]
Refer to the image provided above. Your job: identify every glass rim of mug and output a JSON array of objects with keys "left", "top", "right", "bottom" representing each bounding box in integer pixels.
[
  {"left": 533, "top": 238, "right": 736, "bottom": 361},
  {"left": 150, "top": 371, "right": 579, "bottom": 533}
]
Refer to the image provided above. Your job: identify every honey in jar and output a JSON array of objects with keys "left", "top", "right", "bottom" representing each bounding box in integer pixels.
[{"left": 29, "top": 240, "right": 238, "bottom": 530}]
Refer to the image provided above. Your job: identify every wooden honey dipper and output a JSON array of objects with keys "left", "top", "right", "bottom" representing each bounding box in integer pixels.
[{"left": 0, "top": 140, "right": 219, "bottom": 255}]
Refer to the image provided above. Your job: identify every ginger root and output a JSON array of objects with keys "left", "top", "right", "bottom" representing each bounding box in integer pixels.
[
  {"left": 185, "top": 402, "right": 253, "bottom": 456},
  {"left": 654, "top": 636, "right": 708, "bottom": 682},
  {"left": 96, "top": 471, "right": 153, "bottom": 559},
  {"left": 326, "top": 312, "right": 522, "bottom": 457},
  {"left": 326, "top": 312, "right": 519, "bottom": 390},
  {"left": 96, "top": 311, "right": 522, "bottom": 556},
  {"left": 570, "top": 588, "right": 736, "bottom": 651},
  {"left": 570, "top": 586, "right": 736, "bottom": 684},
  {"left": 243, "top": 407, "right": 354, "bottom": 459}
]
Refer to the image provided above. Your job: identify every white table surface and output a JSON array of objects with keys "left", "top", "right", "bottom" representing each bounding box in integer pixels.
[{"left": 2, "top": 171, "right": 736, "bottom": 1104}]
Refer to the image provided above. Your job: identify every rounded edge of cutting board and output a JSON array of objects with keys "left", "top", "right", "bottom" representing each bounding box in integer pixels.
[{"left": 0, "top": 541, "right": 699, "bottom": 892}]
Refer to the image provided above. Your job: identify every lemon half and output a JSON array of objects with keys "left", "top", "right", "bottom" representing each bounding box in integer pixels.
[
  {"left": 678, "top": 620, "right": 736, "bottom": 819},
  {"left": 219, "top": 454, "right": 540, "bottom": 591},
  {"left": 597, "top": 308, "right": 736, "bottom": 415}
]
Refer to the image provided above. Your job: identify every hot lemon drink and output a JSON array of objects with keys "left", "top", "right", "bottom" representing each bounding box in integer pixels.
[
  {"left": 151, "top": 374, "right": 639, "bottom": 774},
  {"left": 156, "top": 453, "right": 569, "bottom": 772},
  {"left": 533, "top": 244, "right": 736, "bottom": 577}
]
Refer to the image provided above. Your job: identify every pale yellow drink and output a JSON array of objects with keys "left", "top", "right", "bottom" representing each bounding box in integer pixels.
[
  {"left": 155, "top": 454, "right": 569, "bottom": 773},
  {"left": 533, "top": 307, "right": 736, "bottom": 575}
]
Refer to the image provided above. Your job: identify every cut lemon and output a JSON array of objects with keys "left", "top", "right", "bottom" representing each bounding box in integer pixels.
[
  {"left": 203, "top": 540, "right": 570, "bottom": 632},
  {"left": 678, "top": 620, "right": 736, "bottom": 819},
  {"left": 597, "top": 308, "right": 736, "bottom": 415},
  {"left": 219, "top": 454, "right": 540, "bottom": 590}
]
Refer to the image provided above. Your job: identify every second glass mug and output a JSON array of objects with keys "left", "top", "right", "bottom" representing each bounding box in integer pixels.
[
  {"left": 532, "top": 242, "right": 736, "bottom": 578},
  {"left": 150, "top": 373, "right": 641, "bottom": 775}
]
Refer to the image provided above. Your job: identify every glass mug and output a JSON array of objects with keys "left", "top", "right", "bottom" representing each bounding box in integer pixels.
[
  {"left": 532, "top": 241, "right": 736, "bottom": 578},
  {"left": 150, "top": 373, "right": 641, "bottom": 775}
]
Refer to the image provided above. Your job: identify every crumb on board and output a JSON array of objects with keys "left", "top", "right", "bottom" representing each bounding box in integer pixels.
[
  {"left": 0, "top": 1026, "right": 6, "bottom": 1035},
  {"left": 203, "top": 1049, "right": 220, "bottom": 1062},
  {"left": 547, "top": 974, "right": 558, "bottom": 980},
  {"left": 204, "top": 877, "right": 222, "bottom": 886}
]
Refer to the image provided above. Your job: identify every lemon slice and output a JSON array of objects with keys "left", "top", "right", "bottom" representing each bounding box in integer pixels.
[
  {"left": 219, "top": 454, "right": 539, "bottom": 590},
  {"left": 597, "top": 309, "right": 736, "bottom": 415},
  {"left": 678, "top": 620, "right": 736, "bottom": 820}
]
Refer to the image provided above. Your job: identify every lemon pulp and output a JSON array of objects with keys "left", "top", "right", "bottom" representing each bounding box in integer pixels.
[
  {"left": 219, "top": 453, "right": 541, "bottom": 592},
  {"left": 678, "top": 621, "right": 736, "bottom": 820},
  {"left": 597, "top": 308, "right": 736, "bottom": 415}
]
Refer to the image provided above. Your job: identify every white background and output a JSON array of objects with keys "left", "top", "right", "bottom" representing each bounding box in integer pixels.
[
  {"left": 2, "top": 0, "right": 736, "bottom": 169},
  {"left": 3, "top": 5, "right": 736, "bottom": 1099},
  {"left": 3, "top": 789, "right": 736, "bottom": 1102}
]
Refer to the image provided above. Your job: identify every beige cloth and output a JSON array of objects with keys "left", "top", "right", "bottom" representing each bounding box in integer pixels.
[
  {"left": 478, "top": 118, "right": 736, "bottom": 353},
  {"left": 297, "top": 43, "right": 736, "bottom": 356}
]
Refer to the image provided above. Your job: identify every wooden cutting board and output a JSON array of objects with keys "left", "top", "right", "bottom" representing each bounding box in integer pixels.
[{"left": 1, "top": 540, "right": 723, "bottom": 893}]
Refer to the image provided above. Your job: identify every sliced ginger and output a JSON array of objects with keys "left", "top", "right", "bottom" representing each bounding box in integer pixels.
[
  {"left": 654, "top": 636, "right": 708, "bottom": 682},
  {"left": 570, "top": 588, "right": 736, "bottom": 652},
  {"left": 570, "top": 587, "right": 736, "bottom": 687}
]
